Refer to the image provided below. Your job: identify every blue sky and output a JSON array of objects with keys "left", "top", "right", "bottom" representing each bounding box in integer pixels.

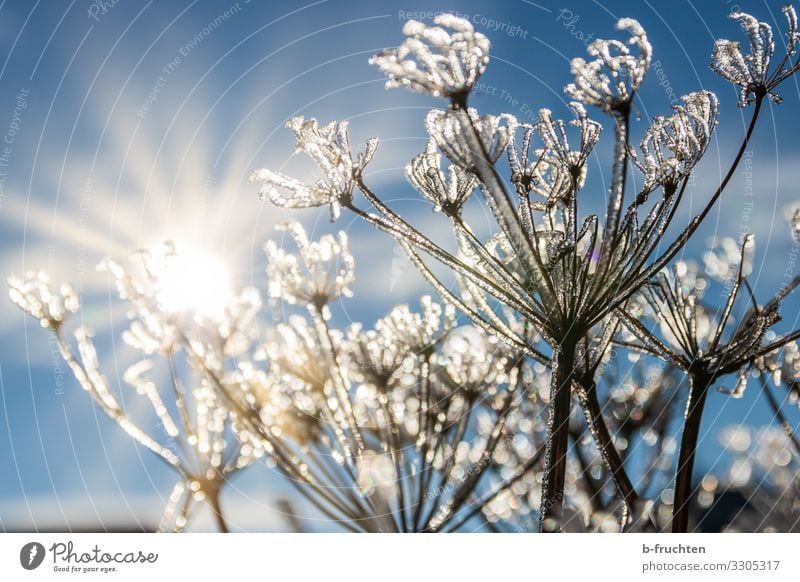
[{"left": 0, "top": 0, "right": 799, "bottom": 531}]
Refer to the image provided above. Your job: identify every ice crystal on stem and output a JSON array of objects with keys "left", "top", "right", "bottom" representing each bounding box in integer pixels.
[{"left": 369, "top": 14, "right": 490, "bottom": 100}]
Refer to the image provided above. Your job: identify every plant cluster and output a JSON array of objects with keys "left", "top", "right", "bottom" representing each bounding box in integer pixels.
[{"left": 10, "top": 7, "right": 800, "bottom": 532}]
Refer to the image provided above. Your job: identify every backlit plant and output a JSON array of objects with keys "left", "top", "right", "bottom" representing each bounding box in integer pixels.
[{"left": 10, "top": 6, "right": 800, "bottom": 533}]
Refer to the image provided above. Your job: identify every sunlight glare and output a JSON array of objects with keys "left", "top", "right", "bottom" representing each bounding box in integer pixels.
[{"left": 154, "top": 244, "right": 232, "bottom": 320}]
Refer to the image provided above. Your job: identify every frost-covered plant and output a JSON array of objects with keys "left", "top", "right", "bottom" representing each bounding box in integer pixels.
[
  {"left": 10, "top": 225, "right": 559, "bottom": 532},
  {"left": 252, "top": 9, "right": 800, "bottom": 532},
  {"left": 229, "top": 221, "right": 545, "bottom": 532},
  {"left": 251, "top": 117, "right": 379, "bottom": 221},
  {"left": 711, "top": 6, "right": 800, "bottom": 107},
  {"left": 8, "top": 245, "right": 263, "bottom": 532},
  {"left": 621, "top": 236, "right": 800, "bottom": 531},
  {"left": 370, "top": 14, "right": 490, "bottom": 100},
  {"left": 10, "top": 6, "right": 800, "bottom": 535},
  {"left": 564, "top": 18, "right": 651, "bottom": 113}
]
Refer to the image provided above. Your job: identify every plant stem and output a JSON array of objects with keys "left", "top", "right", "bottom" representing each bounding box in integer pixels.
[
  {"left": 672, "top": 373, "right": 711, "bottom": 533},
  {"left": 577, "top": 379, "right": 639, "bottom": 510},
  {"left": 540, "top": 341, "right": 576, "bottom": 532},
  {"left": 450, "top": 99, "right": 560, "bottom": 313},
  {"left": 604, "top": 110, "right": 630, "bottom": 244},
  {"left": 207, "top": 488, "right": 230, "bottom": 533}
]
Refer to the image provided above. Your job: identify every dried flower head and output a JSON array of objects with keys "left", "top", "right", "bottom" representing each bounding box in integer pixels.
[
  {"left": 711, "top": 6, "right": 800, "bottom": 107},
  {"left": 793, "top": 209, "right": 800, "bottom": 244},
  {"left": 425, "top": 107, "right": 516, "bottom": 169},
  {"left": 260, "top": 315, "right": 334, "bottom": 393},
  {"left": 565, "top": 18, "right": 652, "bottom": 113},
  {"left": 264, "top": 220, "right": 355, "bottom": 312},
  {"left": 537, "top": 102, "right": 602, "bottom": 173},
  {"left": 641, "top": 262, "right": 715, "bottom": 358},
  {"left": 8, "top": 271, "right": 79, "bottom": 330},
  {"left": 406, "top": 146, "right": 478, "bottom": 215},
  {"left": 631, "top": 91, "right": 719, "bottom": 194},
  {"left": 507, "top": 103, "right": 602, "bottom": 204},
  {"left": 436, "top": 326, "right": 509, "bottom": 396},
  {"left": 250, "top": 117, "right": 378, "bottom": 220},
  {"left": 375, "top": 295, "right": 454, "bottom": 356},
  {"left": 344, "top": 323, "right": 408, "bottom": 389},
  {"left": 784, "top": 202, "right": 800, "bottom": 243},
  {"left": 369, "top": 14, "right": 490, "bottom": 100},
  {"left": 631, "top": 237, "right": 783, "bottom": 389},
  {"left": 232, "top": 363, "right": 322, "bottom": 446}
]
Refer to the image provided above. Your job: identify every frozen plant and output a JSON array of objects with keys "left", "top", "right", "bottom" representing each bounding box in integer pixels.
[
  {"left": 11, "top": 6, "right": 800, "bottom": 535},
  {"left": 711, "top": 6, "right": 800, "bottom": 107},
  {"left": 253, "top": 9, "right": 800, "bottom": 532},
  {"left": 11, "top": 226, "right": 562, "bottom": 532},
  {"left": 8, "top": 245, "right": 265, "bottom": 532}
]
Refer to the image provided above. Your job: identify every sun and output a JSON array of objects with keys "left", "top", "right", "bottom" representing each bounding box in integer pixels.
[{"left": 153, "top": 244, "right": 232, "bottom": 321}]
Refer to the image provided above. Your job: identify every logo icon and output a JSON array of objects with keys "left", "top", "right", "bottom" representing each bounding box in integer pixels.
[{"left": 20, "top": 542, "right": 45, "bottom": 570}]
